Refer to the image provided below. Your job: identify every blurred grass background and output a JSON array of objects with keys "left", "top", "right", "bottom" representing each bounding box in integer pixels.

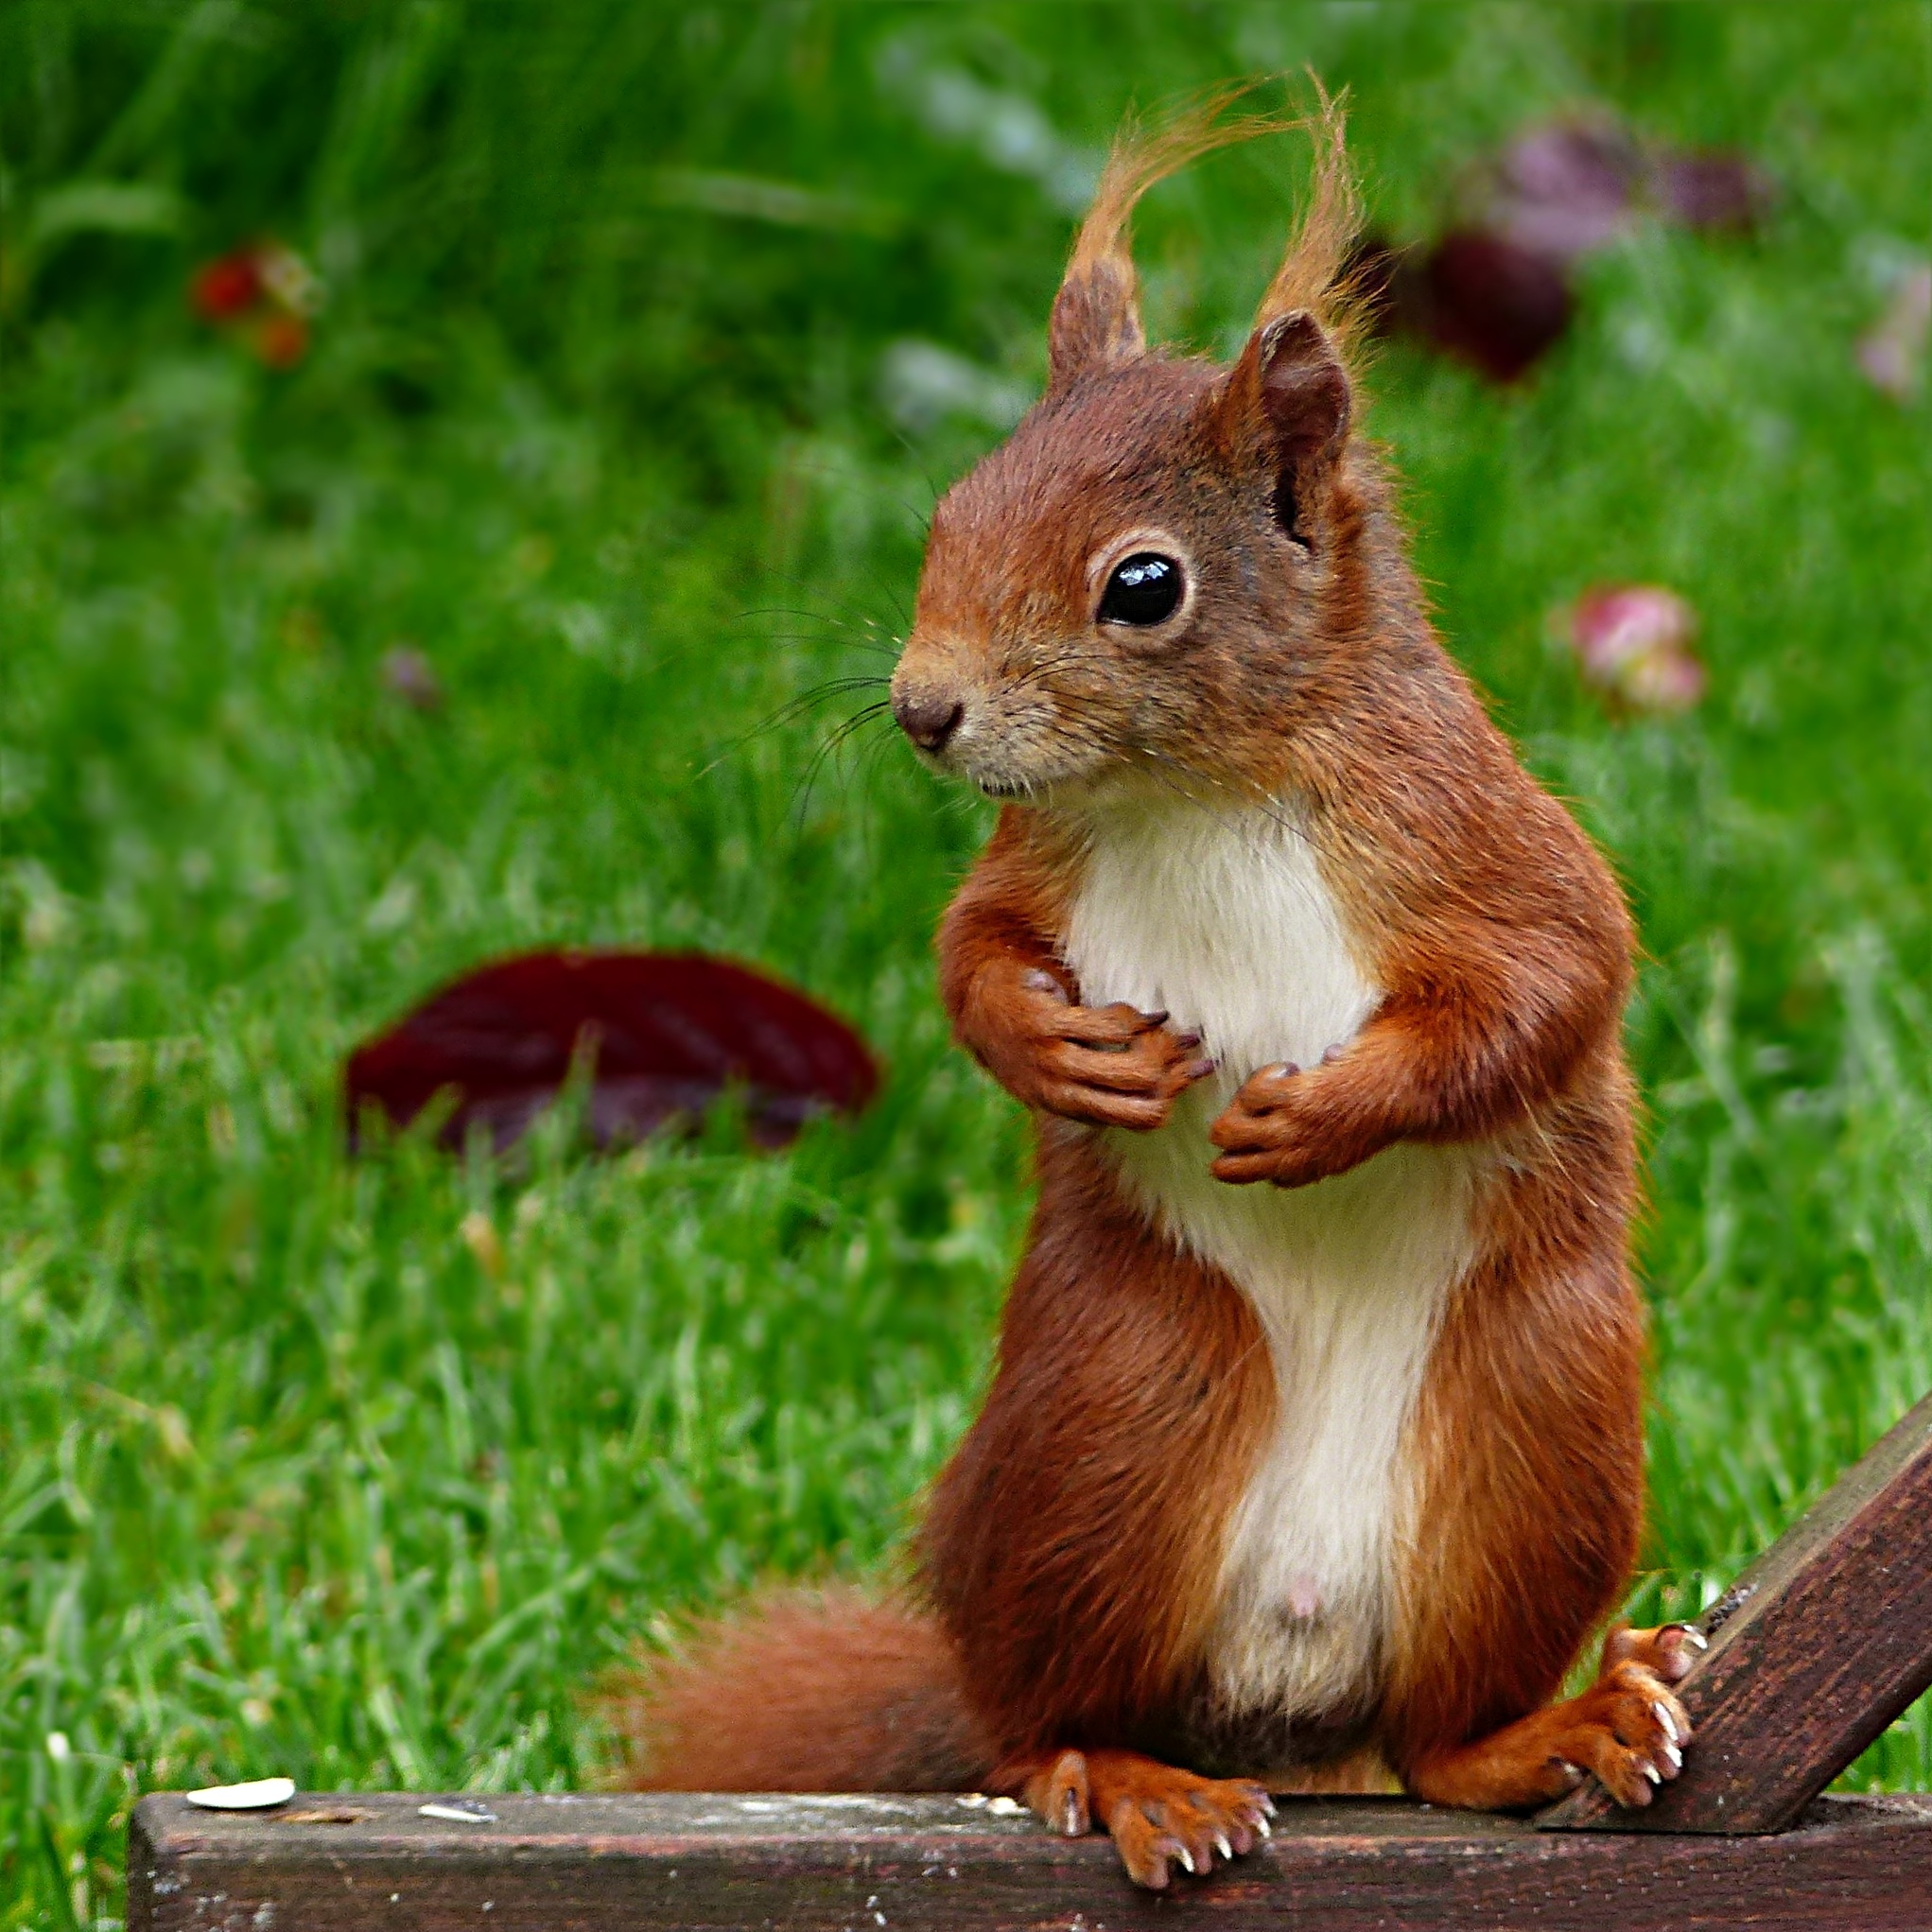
[{"left": 2, "top": 3, "right": 1928, "bottom": 1923}]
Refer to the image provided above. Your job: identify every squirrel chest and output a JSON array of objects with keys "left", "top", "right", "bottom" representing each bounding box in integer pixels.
[{"left": 1060, "top": 797, "right": 1483, "bottom": 1733}]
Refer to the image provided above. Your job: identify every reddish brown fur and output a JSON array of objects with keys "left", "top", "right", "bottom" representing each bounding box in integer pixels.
[
  {"left": 609, "top": 1590, "right": 989, "bottom": 1793},
  {"left": 616, "top": 91, "right": 1674, "bottom": 1888},
  {"left": 1383, "top": 1075, "right": 1645, "bottom": 1771},
  {"left": 920, "top": 1125, "right": 1277, "bottom": 1754}
]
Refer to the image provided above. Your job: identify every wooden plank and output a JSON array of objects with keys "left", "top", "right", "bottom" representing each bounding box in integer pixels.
[
  {"left": 129, "top": 1789, "right": 1932, "bottom": 1932},
  {"left": 1540, "top": 1387, "right": 1932, "bottom": 1835}
]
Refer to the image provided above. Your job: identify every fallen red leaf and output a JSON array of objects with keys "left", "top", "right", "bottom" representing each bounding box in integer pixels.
[
  {"left": 1422, "top": 230, "right": 1576, "bottom": 383},
  {"left": 1350, "top": 229, "right": 1575, "bottom": 383},
  {"left": 1856, "top": 264, "right": 1931, "bottom": 401},
  {"left": 345, "top": 949, "right": 879, "bottom": 1153},
  {"left": 1352, "top": 117, "right": 1774, "bottom": 388}
]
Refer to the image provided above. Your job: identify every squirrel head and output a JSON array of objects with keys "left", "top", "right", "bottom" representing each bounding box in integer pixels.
[{"left": 892, "top": 89, "right": 1379, "bottom": 810}]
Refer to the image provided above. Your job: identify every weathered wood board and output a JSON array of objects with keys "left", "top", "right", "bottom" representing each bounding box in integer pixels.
[
  {"left": 130, "top": 1788, "right": 1932, "bottom": 1932},
  {"left": 1541, "top": 1387, "right": 1932, "bottom": 1834},
  {"left": 128, "top": 1388, "right": 1932, "bottom": 1925}
]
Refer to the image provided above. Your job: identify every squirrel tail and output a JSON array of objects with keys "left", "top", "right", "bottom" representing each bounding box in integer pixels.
[{"left": 606, "top": 1587, "right": 993, "bottom": 1793}]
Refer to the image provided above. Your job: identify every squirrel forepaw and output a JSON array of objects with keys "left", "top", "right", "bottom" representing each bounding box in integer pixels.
[
  {"left": 1207, "top": 1061, "right": 1376, "bottom": 1187},
  {"left": 973, "top": 965, "right": 1212, "bottom": 1131}
]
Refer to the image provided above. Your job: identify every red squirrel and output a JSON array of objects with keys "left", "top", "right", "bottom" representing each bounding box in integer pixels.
[{"left": 618, "top": 96, "right": 1704, "bottom": 1890}]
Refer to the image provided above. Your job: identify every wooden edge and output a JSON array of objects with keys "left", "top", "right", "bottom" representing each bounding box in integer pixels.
[
  {"left": 1540, "top": 1386, "right": 1932, "bottom": 1833},
  {"left": 130, "top": 1789, "right": 1932, "bottom": 1932}
]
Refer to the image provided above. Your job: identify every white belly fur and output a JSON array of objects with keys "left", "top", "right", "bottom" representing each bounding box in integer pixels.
[{"left": 1061, "top": 795, "right": 1479, "bottom": 1731}]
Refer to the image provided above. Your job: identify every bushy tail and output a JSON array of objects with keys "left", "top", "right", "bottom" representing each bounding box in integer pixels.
[{"left": 606, "top": 1588, "right": 992, "bottom": 1793}]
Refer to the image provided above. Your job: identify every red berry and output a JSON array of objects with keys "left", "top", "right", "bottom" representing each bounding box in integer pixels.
[{"left": 191, "top": 251, "right": 263, "bottom": 321}]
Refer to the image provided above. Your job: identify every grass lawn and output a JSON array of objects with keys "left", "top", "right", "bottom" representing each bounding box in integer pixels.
[{"left": 2, "top": 5, "right": 1928, "bottom": 1923}]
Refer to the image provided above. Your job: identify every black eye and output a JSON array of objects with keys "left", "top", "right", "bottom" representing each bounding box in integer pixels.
[{"left": 1097, "top": 551, "right": 1184, "bottom": 627}]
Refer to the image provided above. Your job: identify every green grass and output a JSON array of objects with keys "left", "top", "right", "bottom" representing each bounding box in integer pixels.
[{"left": 3, "top": 5, "right": 1929, "bottom": 1923}]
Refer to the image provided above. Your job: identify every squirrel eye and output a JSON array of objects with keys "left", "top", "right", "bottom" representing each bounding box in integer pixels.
[{"left": 1097, "top": 552, "right": 1184, "bottom": 627}]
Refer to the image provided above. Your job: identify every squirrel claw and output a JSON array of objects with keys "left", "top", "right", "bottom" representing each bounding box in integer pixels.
[
  {"left": 1018, "top": 1749, "right": 1091, "bottom": 1842},
  {"left": 1547, "top": 1656, "right": 1693, "bottom": 1808},
  {"left": 1012, "top": 1749, "right": 1266, "bottom": 1889},
  {"left": 1207, "top": 1055, "right": 1385, "bottom": 1188},
  {"left": 1101, "top": 1754, "right": 1268, "bottom": 1888}
]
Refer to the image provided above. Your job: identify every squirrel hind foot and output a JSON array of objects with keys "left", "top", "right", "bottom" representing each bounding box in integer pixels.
[{"left": 999, "top": 1747, "right": 1272, "bottom": 1889}]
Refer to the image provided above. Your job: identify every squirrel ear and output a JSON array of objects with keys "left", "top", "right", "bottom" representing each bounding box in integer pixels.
[
  {"left": 1223, "top": 309, "right": 1352, "bottom": 546},
  {"left": 1049, "top": 256, "right": 1144, "bottom": 386},
  {"left": 1049, "top": 87, "right": 1304, "bottom": 388}
]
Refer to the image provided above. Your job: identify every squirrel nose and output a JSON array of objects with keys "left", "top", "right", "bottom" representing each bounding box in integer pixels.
[{"left": 894, "top": 692, "right": 965, "bottom": 754}]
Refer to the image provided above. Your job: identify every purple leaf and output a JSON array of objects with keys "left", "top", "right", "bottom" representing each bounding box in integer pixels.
[
  {"left": 345, "top": 949, "right": 879, "bottom": 1153},
  {"left": 1489, "top": 119, "right": 1643, "bottom": 263},
  {"left": 1651, "top": 150, "right": 1775, "bottom": 234},
  {"left": 1857, "top": 264, "right": 1931, "bottom": 400},
  {"left": 381, "top": 647, "right": 444, "bottom": 711}
]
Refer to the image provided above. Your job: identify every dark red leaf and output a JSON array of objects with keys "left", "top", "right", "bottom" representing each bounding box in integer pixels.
[
  {"left": 1344, "top": 235, "right": 1419, "bottom": 334},
  {"left": 1358, "top": 118, "right": 1769, "bottom": 389},
  {"left": 1350, "top": 231, "right": 1574, "bottom": 384},
  {"left": 1421, "top": 231, "right": 1575, "bottom": 383},
  {"left": 345, "top": 949, "right": 879, "bottom": 1154}
]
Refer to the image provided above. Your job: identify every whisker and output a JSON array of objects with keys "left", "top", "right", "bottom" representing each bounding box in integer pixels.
[
  {"left": 732, "top": 611, "right": 903, "bottom": 664},
  {"left": 737, "top": 635, "right": 901, "bottom": 662},
  {"left": 786, "top": 702, "right": 896, "bottom": 827},
  {"left": 737, "top": 604, "right": 850, "bottom": 626},
  {"left": 822, "top": 701, "right": 894, "bottom": 757},
  {"left": 884, "top": 424, "right": 949, "bottom": 513},
  {"left": 738, "top": 591, "right": 911, "bottom": 655},
  {"left": 752, "top": 570, "right": 914, "bottom": 637},
  {"left": 693, "top": 677, "right": 896, "bottom": 779}
]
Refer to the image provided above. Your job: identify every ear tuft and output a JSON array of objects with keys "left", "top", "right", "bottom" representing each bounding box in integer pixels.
[
  {"left": 1049, "top": 82, "right": 1301, "bottom": 389},
  {"left": 1049, "top": 258, "right": 1144, "bottom": 388}
]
